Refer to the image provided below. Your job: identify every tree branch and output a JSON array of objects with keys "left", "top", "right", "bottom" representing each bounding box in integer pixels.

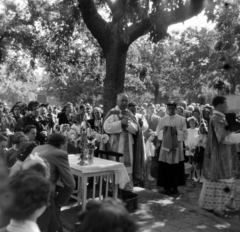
[
  {"left": 106, "top": 0, "right": 128, "bottom": 23},
  {"left": 78, "top": 0, "right": 108, "bottom": 51},
  {"left": 127, "top": 0, "right": 214, "bottom": 45},
  {"left": 127, "top": 18, "right": 152, "bottom": 45}
]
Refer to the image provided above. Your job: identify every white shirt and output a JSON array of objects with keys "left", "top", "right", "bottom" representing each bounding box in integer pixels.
[
  {"left": 156, "top": 114, "right": 188, "bottom": 142},
  {"left": 7, "top": 220, "right": 40, "bottom": 232}
]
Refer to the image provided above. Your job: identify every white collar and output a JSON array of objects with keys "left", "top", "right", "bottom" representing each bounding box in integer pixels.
[
  {"left": 7, "top": 220, "right": 40, "bottom": 232},
  {"left": 213, "top": 110, "right": 225, "bottom": 117},
  {"left": 168, "top": 114, "right": 177, "bottom": 118},
  {"left": 115, "top": 105, "right": 128, "bottom": 112}
]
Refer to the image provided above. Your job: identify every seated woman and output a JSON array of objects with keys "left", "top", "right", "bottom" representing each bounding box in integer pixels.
[
  {"left": 4, "top": 132, "right": 28, "bottom": 168},
  {"left": 9, "top": 141, "right": 37, "bottom": 176},
  {"left": 76, "top": 198, "right": 138, "bottom": 232},
  {"left": 0, "top": 169, "right": 52, "bottom": 232},
  {"left": 87, "top": 107, "right": 103, "bottom": 134},
  {"left": 87, "top": 107, "right": 104, "bottom": 152}
]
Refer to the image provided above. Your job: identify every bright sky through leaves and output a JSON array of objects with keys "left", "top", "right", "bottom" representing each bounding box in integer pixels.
[{"left": 169, "top": 11, "right": 216, "bottom": 33}]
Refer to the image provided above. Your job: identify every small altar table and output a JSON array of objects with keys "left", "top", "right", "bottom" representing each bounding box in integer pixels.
[{"left": 67, "top": 155, "right": 130, "bottom": 210}]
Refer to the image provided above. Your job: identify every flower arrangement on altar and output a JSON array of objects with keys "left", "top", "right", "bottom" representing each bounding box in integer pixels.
[{"left": 59, "top": 121, "right": 109, "bottom": 165}]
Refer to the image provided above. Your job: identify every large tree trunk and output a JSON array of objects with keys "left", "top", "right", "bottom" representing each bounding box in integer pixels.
[
  {"left": 103, "top": 40, "right": 128, "bottom": 114},
  {"left": 78, "top": 0, "right": 210, "bottom": 114}
]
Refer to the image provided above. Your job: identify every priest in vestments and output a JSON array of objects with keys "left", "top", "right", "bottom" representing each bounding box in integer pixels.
[
  {"left": 157, "top": 101, "right": 188, "bottom": 195},
  {"left": 199, "top": 96, "right": 240, "bottom": 213},
  {"left": 103, "top": 93, "right": 145, "bottom": 190}
]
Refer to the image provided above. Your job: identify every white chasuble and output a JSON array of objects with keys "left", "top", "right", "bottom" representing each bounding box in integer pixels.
[{"left": 103, "top": 106, "right": 138, "bottom": 173}]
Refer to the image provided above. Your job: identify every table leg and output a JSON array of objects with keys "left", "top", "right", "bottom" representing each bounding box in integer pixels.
[
  {"left": 81, "top": 176, "right": 87, "bottom": 210},
  {"left": 113, "top": 175, "right": 118, "bottom": 199},
  {"left": 78, "top": 176, "right": 82, "bottom": 206}
]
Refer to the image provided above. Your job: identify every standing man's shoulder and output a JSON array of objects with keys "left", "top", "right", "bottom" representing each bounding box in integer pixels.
[
  {"left": 47, "top": 145, "right": 68, "bottom": 157},
  {"left": 104, "top": 107, "right": 120, "bottom": 120},
  {"left": 174, "top": 114, "right": 185, "bottom": 121},
  {"left": 161, "top": 114, "right": 169, "bottom": 120},
  {"left": 211, "top": 113, "right": 226, "bottom": 127}
]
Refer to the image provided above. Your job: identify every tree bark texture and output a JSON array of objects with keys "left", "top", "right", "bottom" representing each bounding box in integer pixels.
[{"left": 103, "top": 41, "right": 128, "bottom": 113}]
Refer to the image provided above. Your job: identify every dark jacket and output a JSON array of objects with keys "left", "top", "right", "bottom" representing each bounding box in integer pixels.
[
  {"left": 57, "top": 112, "right": 72, "bottom": 125},
  {"left": 13, "top": 116, "right": 24, "bottom": 132},
  {"left": 31, "top": 144, "right": 75, "bottom": 207},
  {"left": 0, "top": 114, "right": 16, "bottom": 132},
  {"left": 4, "top": 148, "right": 18, "bottom": 168},
  {"left": 87, "top": 118, "right": 103, "bottom": 134}
]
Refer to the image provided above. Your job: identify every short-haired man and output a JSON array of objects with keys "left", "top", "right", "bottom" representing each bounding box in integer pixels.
[
  {"left": 72, "top": 104, "right": 90, "bottom": 124},
  {"left": 103, "top": 93, "right": 145, "bottom": 189},
  {"left": 31, "top": 133, "right": 75, "bottom": 231},
  {"left": 199, "top": 96, "right": 240, "bottom": 213},
  {"left": 24, "top": 125, "right": 37, "bottom": 142},
  {"left": 156, "top": 101, "right": 188, "bottom": 195},
  {"left": 23, "top": 101, "right": 47, "bottom": 145}
]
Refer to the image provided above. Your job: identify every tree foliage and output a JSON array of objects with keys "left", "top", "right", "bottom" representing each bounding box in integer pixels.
[
  {"left": 0, "top": 0, "right": 225, "bottom": 108},
  {"left": 214, "top": 2, "right": 240, "bottom": 93}
]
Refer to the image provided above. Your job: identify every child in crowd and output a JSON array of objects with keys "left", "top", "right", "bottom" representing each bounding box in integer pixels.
[
  {"left": 185, "top": 117, "right": 199, "bottom": 180},
  {"left": 145, "top": 130, "right": 156, "bottom": 181},
  {"left": 192, "top": 122, "right": 208, "bottom": 182},
  {"left": 185, "top": 117, "right": 199, "bottom": 164}
]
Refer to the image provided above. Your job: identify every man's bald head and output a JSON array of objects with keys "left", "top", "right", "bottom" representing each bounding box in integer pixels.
[{"left": 117, "top": 93, "right": 129, "bottom": 110}]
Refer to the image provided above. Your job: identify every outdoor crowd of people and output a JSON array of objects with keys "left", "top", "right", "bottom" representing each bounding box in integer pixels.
[{"left": 0, "top": 94, "right": 240, "bottom": 232}]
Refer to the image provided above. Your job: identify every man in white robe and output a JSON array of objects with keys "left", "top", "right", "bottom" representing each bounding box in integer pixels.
[
  {"left": 103, "top": 94, "right": 145, "bottom": 189},
  {"left": 104, "top": 94, "right": 138, "bottom": 174}
]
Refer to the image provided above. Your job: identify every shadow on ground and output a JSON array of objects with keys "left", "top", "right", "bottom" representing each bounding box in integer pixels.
[{"left": 60, "top": 186, "right": 240, "bottom": 232}]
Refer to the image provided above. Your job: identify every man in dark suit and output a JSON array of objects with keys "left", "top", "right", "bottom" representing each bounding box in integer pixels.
[
  {"left": 31, "top": 133, "right": 75, "bottom": 231},
  {"left": 22, "top": 101, "right": 47, "bottom": 144}
]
